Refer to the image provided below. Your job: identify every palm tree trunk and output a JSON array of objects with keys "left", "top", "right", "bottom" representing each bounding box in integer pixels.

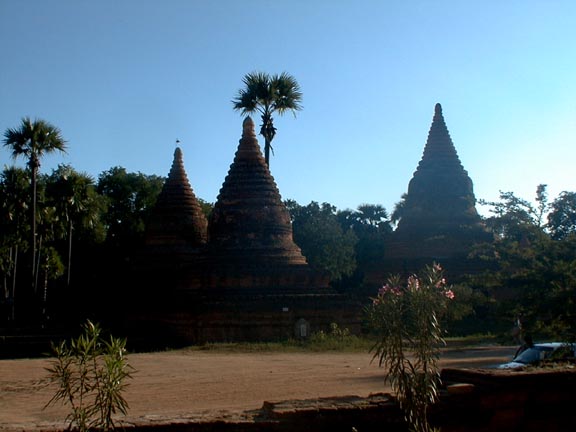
[
  {"left": 67, "top": 221, "right": 73, "bottom": 287},
  {"left": 11, "top": 245, "right": 17, "bottom": 321},
  {"left": 31, "top": 166, "right": 38, "bottom": 295},
  {"left": 264, "top": 136, "right": 271, "bottom": 168},
  {"left": 35, "top": 235, "right": 42, "bottom": 302},
  {"left": 42, "top": 260, "right": 48, "bottom": 322}
]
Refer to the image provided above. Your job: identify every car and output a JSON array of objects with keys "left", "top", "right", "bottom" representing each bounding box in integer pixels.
[{"left": 497, "top": 342, "right": 576, "bottom": 370}]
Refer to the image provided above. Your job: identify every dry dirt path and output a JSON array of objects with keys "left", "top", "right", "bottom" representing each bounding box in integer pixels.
[{"left": 0, "top": 345, "right": 516, "bottom": 431}]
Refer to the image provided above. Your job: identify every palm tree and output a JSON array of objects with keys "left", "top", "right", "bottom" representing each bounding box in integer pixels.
[
  {"left": 47, "top": 165, "right": 103, "bottom": 287},
  {"left": 232, "top": 71, "right": 302, "bottom": 167},
  {"left": 0, "top": 167, "right": 30, "bottom": 320},
  {"left": 3, "top": 117, "right": 67, "bottom": 295}
]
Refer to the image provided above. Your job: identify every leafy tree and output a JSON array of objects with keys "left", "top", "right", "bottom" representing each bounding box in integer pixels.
[
  {"left": 46, "top": 165, "right": 106, "bottom": 287},
  {"left": 391, "top": 193, "right": 408, "bottom": 226},
  {"left": 547, "top": 191, "right": 576, "bottom": 240},
  {"left": 232, "top": 71, "right": 303, "bottom": 167},
  {"left": 198, "top": 198, "right": 213, "bottom": 219},
  {"left": 0, "top": 167, "right": 30, "bottom": 320},
  {"left": 479, "top": 184, "right": 549, "bottom": 240},
  {"left": 3, "top": 117, "right": 67, "bottom": 296},
  {"left": 286, "top": 200, "right": 357, "bottom": 281},
  {"left": 97, "top": 167, "right": 164, "bottom": 248},
  {"left": 471, "top": 185, "right": 576, "bottom": 340},
  {"left": 338, "top": 204, "right": 392, "bottom": 266}
]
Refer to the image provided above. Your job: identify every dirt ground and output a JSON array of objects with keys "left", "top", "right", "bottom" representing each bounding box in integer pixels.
[{"left": 0, "top": 345, "right": 516, "bottom": 431}]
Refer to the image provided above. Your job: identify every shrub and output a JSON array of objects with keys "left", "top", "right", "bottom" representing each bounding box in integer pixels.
[
  {"left": 366, "top": 263, "right": 454, "bottom": 432},
  {"left": 44, "top": 320, "right": 134, "bottom": 431}
]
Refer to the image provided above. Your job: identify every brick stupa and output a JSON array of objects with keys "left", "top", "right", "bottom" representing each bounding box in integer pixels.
[
  {"left": 382, "top": 103, "right": 491, "bottom": 278},
  {"left": 145, "top": 147, "right": 208, "bottom": 250},
  {"left": 197, "top": 116, "right": 314, "bottom": 289},
  {"left": 126, "top": 118, "right": 359, "bottom": 346},
  {"left": 130, "top": 146, "right": 207, "bottom": 281}
]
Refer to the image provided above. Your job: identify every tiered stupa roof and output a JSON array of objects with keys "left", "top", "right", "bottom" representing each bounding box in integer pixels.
[
  {"left": 207, "top": 117, "right": 307, "bottom": 266},
  {"left": 144, "top": 146, "right": 208, "bottom": 248},
  {"left": 386, "top": 103, "right": 490, "bottom": 265}
]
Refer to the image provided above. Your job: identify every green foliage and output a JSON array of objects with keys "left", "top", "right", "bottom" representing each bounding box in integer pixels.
[
  {"left": 232, "top": 71, "right": 303, "bottom": 166},
  {"left": 337, "top": 204, "right": 392, "bottom": 267},
  {"left": 3, "top": 117, "right": 68, "bottom": 302},
  {"left": 97, "top": 166, "right": 164, "bottom": 245},
  {"left": 479, "top": 184, "right": 549, "bottom": 240},
  {"left": 45, "top": 320, "right": 134, "bottom": 431},
  {"left": 473, "top": 185, "right": 576, "bottom": 341},
  {"left": 367, "top": 264, "right": 454, "bottom": 432},
  {"left": 306, "top": 323, "right": 367, "bottom": 351},
  {"left": 547, "top": 191, "right": 576, "bottom": 240},
  {"left": 286, "top": 200, "right": 358, "bottom": 281}
]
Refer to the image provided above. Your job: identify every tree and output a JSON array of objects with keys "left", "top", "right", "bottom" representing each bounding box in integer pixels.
[
  {"left": 479, "top": 184, "right": 549, "bottom": 241},
  {"left": 232, "top": 71, "right": 303, "bottom": 167},
  {"left": 470, "top": 185, "right": 576, "bottom": 340},
  {"left": 97, "top": 167, "right": 164, "bottom": 248},
  {"left": 0, "top": 167, "right": 30, "bottom": 320},
  {"left": 338, "top": 204, "right": 392, "bottom": 280},
  {"left": 46, "top": 165, "right": 105, "bottom": 288},
  {"left": 286, "top": 200, "right": 357, "bottom": 282},
  {"left": 547, "top": 191, "right": 576, "bottom": 240},
  {"left": 3, "top": 117, "right": 67, "bottom": 296}
]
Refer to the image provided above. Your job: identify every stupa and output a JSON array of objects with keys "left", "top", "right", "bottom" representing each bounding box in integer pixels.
[
  {"left": 131, "top": 146, "right": 208, "bottom": 278},
  {"left": 195, "top": 116, "right": 315, "bottom": 290},
  {"left": 126, "top": 118, "right": 360, "bottom": 346},
  {"left": 382, "top": 103, "right": 492, "bottom": 278}
]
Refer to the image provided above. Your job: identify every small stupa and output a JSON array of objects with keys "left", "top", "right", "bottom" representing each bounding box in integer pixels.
[
  {"left": 145, "top": 146, "right": 208, "bottom": 249},
  {"left": 382, "top": 103, "right": 491, "bottom": 277},
  {"left": 133, "top": 146, "right": 208, "bottom": 276}
]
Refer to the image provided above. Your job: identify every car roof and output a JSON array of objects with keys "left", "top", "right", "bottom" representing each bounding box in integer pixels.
[{"left": 532, "top": 342, "right": 574, "bottom": 349}]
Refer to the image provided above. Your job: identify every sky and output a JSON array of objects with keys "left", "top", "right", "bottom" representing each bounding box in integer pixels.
[{"left": 1, "top": 0, "right": 575, "bottom": 217}]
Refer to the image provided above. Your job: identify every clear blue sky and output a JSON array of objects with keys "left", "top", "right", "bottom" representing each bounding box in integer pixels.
[{"left": 1, "top": 0, "right": 575, "bottom": 217}]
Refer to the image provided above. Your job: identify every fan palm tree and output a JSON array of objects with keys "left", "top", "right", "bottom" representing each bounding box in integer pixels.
[
  {"left": 47, "top": 164, "right": 103, "bottom": 287},
  {"left": 3, "top": 117, "right": 67, "bottom": 295},
  {"left": 232, "top": 71, "right": 302, "bottom": 167},
  {"left": 0, "top": 167, "right": 30, "bottom": 320}
]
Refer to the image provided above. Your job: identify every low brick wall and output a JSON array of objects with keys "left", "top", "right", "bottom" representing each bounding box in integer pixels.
[{"left": 435, "top": 367, "right": 576, "bottom": 431}]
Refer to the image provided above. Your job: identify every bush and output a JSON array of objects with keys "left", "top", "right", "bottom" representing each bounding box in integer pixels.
[
  {"left": 367, "top": 263, "right": 454, "bottom": 432},
  {"left": 44, "top": 320, "right": 134, "bottom": 431}
]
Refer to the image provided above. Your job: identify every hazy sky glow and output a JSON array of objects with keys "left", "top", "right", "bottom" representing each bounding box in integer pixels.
[{"left": 1, "top": 0, "right": 575, "bottom": 217}]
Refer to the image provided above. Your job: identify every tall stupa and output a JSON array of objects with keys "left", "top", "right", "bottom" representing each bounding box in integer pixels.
[{"left": 383, "top": 103, "right": 492, "bottom": 277}]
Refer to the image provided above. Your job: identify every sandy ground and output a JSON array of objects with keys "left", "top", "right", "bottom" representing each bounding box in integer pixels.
[{"left": 0, "top": 345, "right": 516, "bottom": 430}]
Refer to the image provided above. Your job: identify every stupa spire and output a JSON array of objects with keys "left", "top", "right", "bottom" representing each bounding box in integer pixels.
[
  {"left": 207, "top": 117, "right": 306, "bottom": 265},
  {"left": 416, "top": 103, "right": 464, "bottom": 174},
  {"left": 144, "top": 146, "right": 208, "bottom": 247},
  {"left": 386, "top": 103, "right": 489, "bottom": 262},
  {"left": 242, "top": 116, "right": 256, "bottom": 139}
]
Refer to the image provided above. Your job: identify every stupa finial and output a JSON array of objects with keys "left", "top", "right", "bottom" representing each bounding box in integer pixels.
[
  {"left": 435, "top": 103, "right": 442, "bottom": 115},
  {"left": 242, "top": 116, "right": 256, "bottom": 138}
]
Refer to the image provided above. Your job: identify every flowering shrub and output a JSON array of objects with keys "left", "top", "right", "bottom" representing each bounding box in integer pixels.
[{"left": 367, "top": 263, "right": 454, "bottom": 432}]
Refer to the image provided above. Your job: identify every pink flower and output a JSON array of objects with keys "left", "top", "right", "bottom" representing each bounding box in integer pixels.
[
  {"left": 378, "top": 284, "right": 402, "bottom": 297},
  {"left": 407, "top": 275, "right": 420, "bottom": 290},
  {"left": 435, "top": 278, "right": 447, "bottom": 288},
  {"left": 444, "top": 289, "right": 455, "bottom": 300}
]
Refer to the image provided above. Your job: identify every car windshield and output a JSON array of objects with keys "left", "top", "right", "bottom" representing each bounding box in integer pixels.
[{"left": 513, "top": 346, "right": 555, "bottom": 364}]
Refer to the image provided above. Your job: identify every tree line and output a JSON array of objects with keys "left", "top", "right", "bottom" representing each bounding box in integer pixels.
[{"left": 3, "top": 111, "right": 576, "bottom": 341}]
